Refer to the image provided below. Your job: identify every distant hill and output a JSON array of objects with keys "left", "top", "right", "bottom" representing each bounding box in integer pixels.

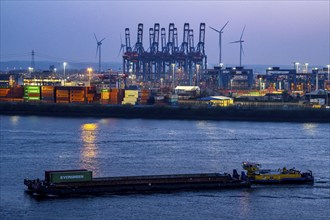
[{"left": 0, "top": 61, "right": 123, "bottom": 72}]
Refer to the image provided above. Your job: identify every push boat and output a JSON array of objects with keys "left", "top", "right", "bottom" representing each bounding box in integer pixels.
[
  {"left": 242, "top": 162, "right": 314, "bottom": 184},
  {"left": 24, "top": 169, "right": 250, "bottom": 197}
]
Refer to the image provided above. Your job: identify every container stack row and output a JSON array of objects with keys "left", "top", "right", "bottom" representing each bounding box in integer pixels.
[
  {"left": 0, "top": 87, "right": 24, "bottom": 102},
  {"left": 86, "top": 87, "right": 96, "bottom": 103},
  {"left": 110, "top": 89, "right": 124, "bottom": 104},
  {"left": 24, "top": 86, "right": 41, "bottom": 101},
  {"left": 100, "top": 88, "right": 124, "bottom": 104},
  {"left": 41, "top": 86, "right": 55, "bottom": 103},
  {"left": 0, "top": 86, "right": 158, "bottom": 105},
  {"left": 70, "top": 87, "right": 85, "bottom": 104},
  {"left": 139, "top": 89, "right": 151, "bottom": 104},
  {"left": 55, "top": 87, "right": 70, "bottom": 104},
  {"left": 100, "top": 89, "right": 110, "bottom": 104}
]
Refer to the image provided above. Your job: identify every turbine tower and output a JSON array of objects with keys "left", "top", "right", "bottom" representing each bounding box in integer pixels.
[
  {"left": 209, "top": 21, "right": 229, "bottom": 66},
  {"left": 230, "top": 25, "right": 246, "bottom": 67},
  {"left": 94, "top": 33, "right": 105, "bottom": 73}
]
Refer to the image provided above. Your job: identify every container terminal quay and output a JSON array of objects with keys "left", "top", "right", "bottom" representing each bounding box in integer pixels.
[{"left": 0, "top": 23, "right": 329, "bottom": 121}]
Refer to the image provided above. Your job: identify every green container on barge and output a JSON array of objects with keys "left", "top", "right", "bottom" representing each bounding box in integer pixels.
[{"left": 47, "top": 170, "right": 92, "bottom": 183}]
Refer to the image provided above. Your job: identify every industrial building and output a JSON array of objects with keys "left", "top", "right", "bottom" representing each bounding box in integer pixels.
[
  {"left": 265, "top": 67, "right": 296, "bottom": 92},
  {"left": 264, "top": 67, "right": 330, "bottom": 93},
  {"left": 206, "top": 66, "right": 254, "bottom": 90}
]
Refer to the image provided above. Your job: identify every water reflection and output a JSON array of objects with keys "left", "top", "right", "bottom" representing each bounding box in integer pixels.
[
  {"left": 302, "top": 123, "right": 318, "bottom": 135},
  {"left": 10, "top": 116, "right": 20, "bottom": 126},
  {"left": 80, "top": 123, "right": 99, "bottom": 175},
  {"left": 238, "top": 190, "right": 251, "bottom": 218},
  {"left": 196, "top": 121, "right": 223, "bottom": 170}
]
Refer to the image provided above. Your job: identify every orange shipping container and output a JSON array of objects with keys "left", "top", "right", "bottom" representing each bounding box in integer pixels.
[
  {"left": 56, "top": 100, "right": 69, "bottom": 103},
  {"left": 26, "top": 93, "right": 40, "bottom": 98},
  {"left": 41, "top": 86, "right": 54, "bottom": 91},
  {"left": 0, "top": 89, "right": 10, "bottom": 97}
]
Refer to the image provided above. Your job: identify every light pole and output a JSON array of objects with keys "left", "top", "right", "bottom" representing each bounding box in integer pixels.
[
  {"left": 63, "top": 62, "right": 67, "bottom": 78},
  {"left": 304, "top": 63, "right": 309, "bottom": 73},
  {"left": 196, "top": 64, "right": 200, "bottom": 86},
  {"left": 172, "top": 63, "right": 175, "bottom": 89},
  {"left": 314, "top": 68, "right": 319, "bottom": 91},
  {"left": 87, "top": 68, "right": 93, "bottom": 86},
  {"left": 294, "top": 62, "right": 299, "bottom": 73}
]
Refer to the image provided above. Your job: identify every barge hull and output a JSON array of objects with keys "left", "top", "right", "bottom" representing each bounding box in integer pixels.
[
  {"left": 250, "top": 178, "right": 314, "bottom": 184},
  {"left": 33, "top": 182, "right": 250, "bottom": 196},
  {"left": 24, "top": 172, "right": 250, "bottom": 197}
]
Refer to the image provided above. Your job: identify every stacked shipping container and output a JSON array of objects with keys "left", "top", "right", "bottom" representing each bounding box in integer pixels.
[
  {"left": 55, "top": 87, "right": 70, "bottom": 103},
  {"left": 41, "top": 86, "right": 55, "bottom": 103},
  {"left": 140, "top": 89, "right": 150, "bottom": 104},
  {"left": 122, "top": 90, "right": 139, "bottom": 105},
  {"left": 24, "top": 86, "right": 41, "bottom": 101},
  {"left": 86, "top": 86, "right": 96, "bottom": 103},
  {"left": 0, "top": 87, "right": 24, "bottom": 102},
  {"left": 0, "top": 86, "right": 158, "bottom": 105},
  {"left": 70, "top": 87, "right": 85, "bottom": 103},
  {"left": 100, "top": 89, "right": 110, "bottom": 104},
  {"left": 109, "top": 88, "right": 124, "bottom": 104},
  {"left": 166, "top": 94, "right": 179, "bottom": 105}
]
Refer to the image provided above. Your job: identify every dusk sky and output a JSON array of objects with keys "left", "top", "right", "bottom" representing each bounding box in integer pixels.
[{"left": 1, "top": 0, "right": 329, "bottom": 68}]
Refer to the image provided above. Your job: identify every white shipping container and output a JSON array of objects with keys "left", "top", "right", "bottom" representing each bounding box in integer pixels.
[{"left": 310, "top": 98, "right": 325, "bottom": 105}]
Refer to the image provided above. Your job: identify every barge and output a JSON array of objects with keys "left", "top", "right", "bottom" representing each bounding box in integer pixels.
[
  {"left": 242, "top": 162, "right": 314, "bottom": 184},
  {"left": 24, "top": 169, "right": 250, "bottom": 197}
]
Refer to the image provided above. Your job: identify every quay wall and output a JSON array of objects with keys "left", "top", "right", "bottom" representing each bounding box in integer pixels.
[{"left": 0, "top": 102, "right": 329, "bottom": 123}]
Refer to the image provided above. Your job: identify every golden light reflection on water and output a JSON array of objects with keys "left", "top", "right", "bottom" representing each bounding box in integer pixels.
[{"left": 80, "top": 123, "right": 99, "bottom": 175}]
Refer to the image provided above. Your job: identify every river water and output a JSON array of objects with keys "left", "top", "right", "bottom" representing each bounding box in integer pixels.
[{"left": 0, "top": 115, "right": 329, "bottom": 219}]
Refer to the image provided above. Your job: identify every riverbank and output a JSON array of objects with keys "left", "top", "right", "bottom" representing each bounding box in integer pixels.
[{"left": 0, "top": 102, "right": 329, "bottom": 122}]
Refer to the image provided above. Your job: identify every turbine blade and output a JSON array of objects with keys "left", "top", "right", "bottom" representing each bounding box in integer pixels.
[
  {"left": 100, "top": 38, "right": 106, "bottom": 42},
  {"left": 241, "top": 44, "right": 245, "bottom": 56},
  {"left": 209, "top": 26, "right": 220, "bottom": 33},
  {"left": 240, "top": 25, "right": 246, "bottom": 40},
  {"left": 94, "top": 33, "right": 98, "bottom": 42},
  {"left": 220, "top": 21, "right": 229, "bottom": 32},
  {"left": 230, "top": 40, "right": 241, "bottom": 44}
]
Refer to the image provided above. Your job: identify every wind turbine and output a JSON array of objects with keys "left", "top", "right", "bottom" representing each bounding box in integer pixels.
[
  {"left": 209, "top": 21, "right": 229, "bottom": 66},
  {"left": 118, "top": 34, "right": 126, "bottom": 57},
  {"left": 94, "top": 33, "right": 105, "bottom": 73},
  {"left": 230, "top": 25, "right": 246, "bottom": 67}
]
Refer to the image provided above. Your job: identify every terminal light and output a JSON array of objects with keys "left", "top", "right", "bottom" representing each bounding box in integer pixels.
[
  {"left": 294, "top": 62, "right": 300, "bottom": 73},
  {"left": 87, "top": 68, "right": 93, "bottom": 85},
  {"left": 63, "top": 62, "right": 67, "bottom": 77},
  {"left": 304, "top": 63, "right": 309, "bottom": 73}
]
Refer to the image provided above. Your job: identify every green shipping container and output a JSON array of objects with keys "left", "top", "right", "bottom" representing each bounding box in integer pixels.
[
  {"left": 25, "top": 96, "right": 40, "bottom": 100},
  {"left": 24, "top": 86, "right": 40, "bottom": 93},
  {"left": 49, "top": 171, "right": 93, "bottom": 183}
]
